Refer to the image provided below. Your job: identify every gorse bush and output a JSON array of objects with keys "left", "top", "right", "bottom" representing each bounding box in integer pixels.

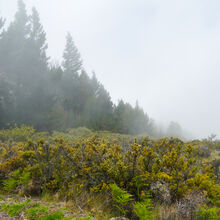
[
  {"left": 0, "top": 124, "right": 35, "bottom": 142},
  {"left": 0, "top": 127, "right": 219, "bottom": 218}
]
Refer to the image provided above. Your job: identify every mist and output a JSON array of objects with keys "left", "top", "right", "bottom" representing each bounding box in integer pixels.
[{"left": 1, "top": 0, "right": 220, "bottom": 139}]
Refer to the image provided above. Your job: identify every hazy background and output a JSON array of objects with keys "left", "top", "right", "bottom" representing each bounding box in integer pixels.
[{"left": 1, "top": 0, "right": 220, "bottom": 138}]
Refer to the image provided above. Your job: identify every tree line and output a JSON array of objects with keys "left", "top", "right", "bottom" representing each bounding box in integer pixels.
[{"left": 0, "top": 0, "right": 155, "bottom": 135}]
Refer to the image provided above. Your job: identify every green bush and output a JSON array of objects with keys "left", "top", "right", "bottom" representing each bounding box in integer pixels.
[
  {"left": 197, "top": 206, "right": 220, "bottom": 220},
  {"left": 0, "top": 124, "right": 35, "bottom": 142}
]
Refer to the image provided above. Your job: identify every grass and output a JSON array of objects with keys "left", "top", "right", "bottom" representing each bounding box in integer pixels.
[{"left": 0, "top": 195, "right": 96, "bottom": 220}]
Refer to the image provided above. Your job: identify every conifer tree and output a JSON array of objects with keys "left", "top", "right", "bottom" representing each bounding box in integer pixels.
[
  {"left": 131, "top": 101, "right": 149, "bottom": 135},
  {"left": 0, "top": 0, "right": 30, "bottom": 78},
  {"left": 0, "top": 16, "right": 5, "bottom": 34},
  {"left": 0, "top": 1, "right": 52, "bottom": 128},
  {"left": 62, "top": 32, "right": 82, "bottom": 77},
  {"left": 0, "top": 0, "right": 31, "bottom": 126},
  {"left": 114, "top": 100, "right": 130, "bottom": 133},
  {"left": 93, "top": 84, "right": 113, "bottom": 129},
  {"left": 23, "top": 7, "right": 53, "bottom": 129},
  {"left": 0, "top": 15, "right": 5, "bottom": 72},
  {"left": 11, "top": 0, "right": 30, "bottom": 39},
  {"left": 23, "top": 6, "right": 49, "bottom": 84},
  {"left": 29, "top": 7, "right": 48, "bottom": 70},
  {"left": 91, "top": 72, "right": 100, "bottom": 94}
]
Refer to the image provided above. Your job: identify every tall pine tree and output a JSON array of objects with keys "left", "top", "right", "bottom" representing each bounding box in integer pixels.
[
  {"left": 24, "top": 7, "right": 53, "bottom": 129},
  {"left": 0, "top": 0, "right": 30, "bottom": 80},
  {"left": 60, "top": 33, "right": 83, "bottom": 127},
  {"left": 0, "top": 15, "right": 5, "bottom": 72},
  {"left": 62, "top": 32, "right": 82, "bottom": 77},
  {"left": 0, "top": 0, "right": 30, "bottom": 126},
  {"left": 0, "top": 16, "right": 5, "bottom": 34},
  {"left": 29, "top": 7, "right": 48, "bottom": 72}
]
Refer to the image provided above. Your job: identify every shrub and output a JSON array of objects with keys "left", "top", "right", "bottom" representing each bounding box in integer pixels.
[
  {"left": 0, "top": 124, "right": 35, "bottom": 142},
  {"left": 197, "top": 206, "right": 220, "bottom": 220},
  {"left": 0, "top": 131, "right": 219, "bottom": 218}
]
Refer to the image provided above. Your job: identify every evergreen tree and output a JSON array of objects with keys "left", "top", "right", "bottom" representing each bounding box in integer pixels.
[
  {"left": 114, "top": 100, "right": 130, "bottom": 133},
  {"left": 29, "top": 7, "right": 48, "bottom": 71},
  {"left": 131, "top": 101, "right": 149, "bottom": 134},
  {"left": 0, "top": 16, "right": 5, "bottom": 34},
  {"left": 0, "top": 72, "right": 15, "bottom": 128},
  {"left": 76, "top": 70, "right": 92, "bottom": 123},
  {"left": 0, "top": 0, "right": 31, "bottom": 126},
  {"left": 0, "top": 0, "right": 30, "bottom": 79},
  {"left": 10, "top": 0, "right": 30, "bottom": 39},
  {"left": 59, "top": 33, "right": 83, "bottom": 127},
  {"left": 90, "top": 72, "right": 100, "bottom": 95},
  {"left": 93, "top": 84, "right": 113, "bottom": 129},
  {"left": 48, "top": 63, "right": 63, "bottom": 102},
  {"left": 84, "top": 72, "right": 114, "bottom": 130},
  {"left": 0, "top": 15, "right": 5, "bottom": 72},
  {"left": 62, "top": 32, "right": 82, "bottom": 77},
  {"left": 23, "top": 7, "right": 53, "bottom": 129},
  {"left": 0, "top": 1, "right": 52, "bottom": 129}
]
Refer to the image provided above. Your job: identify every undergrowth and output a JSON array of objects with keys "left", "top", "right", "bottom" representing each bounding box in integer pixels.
[{"left": 0, "top": 125, "right": 220, "bottom": 219}]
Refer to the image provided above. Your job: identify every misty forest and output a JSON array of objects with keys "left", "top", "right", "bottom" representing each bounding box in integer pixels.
[
  {"left": 0, "top": 1, "right": 219, "bottom": 220},
  {"left": 0, "top": 0, "right": 154, "bottom": 136}
]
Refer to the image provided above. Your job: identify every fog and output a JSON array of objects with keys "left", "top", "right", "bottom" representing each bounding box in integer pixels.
[{"left": 1, "top": 0, "right": 220, "bottom": 138}]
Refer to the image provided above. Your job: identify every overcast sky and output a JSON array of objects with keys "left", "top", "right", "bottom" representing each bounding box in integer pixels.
[{"left": 1, "top": 0, "right": 220, "bottom": 138}]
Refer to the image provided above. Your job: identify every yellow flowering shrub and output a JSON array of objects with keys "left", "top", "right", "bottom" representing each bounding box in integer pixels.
[{"left": 0, "top": 129, "right": 219, "bottom": 217}]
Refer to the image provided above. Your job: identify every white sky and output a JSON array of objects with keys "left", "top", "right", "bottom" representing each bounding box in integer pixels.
[{"left": 1, "top": 0, "right": 220, "bottom": 138}]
